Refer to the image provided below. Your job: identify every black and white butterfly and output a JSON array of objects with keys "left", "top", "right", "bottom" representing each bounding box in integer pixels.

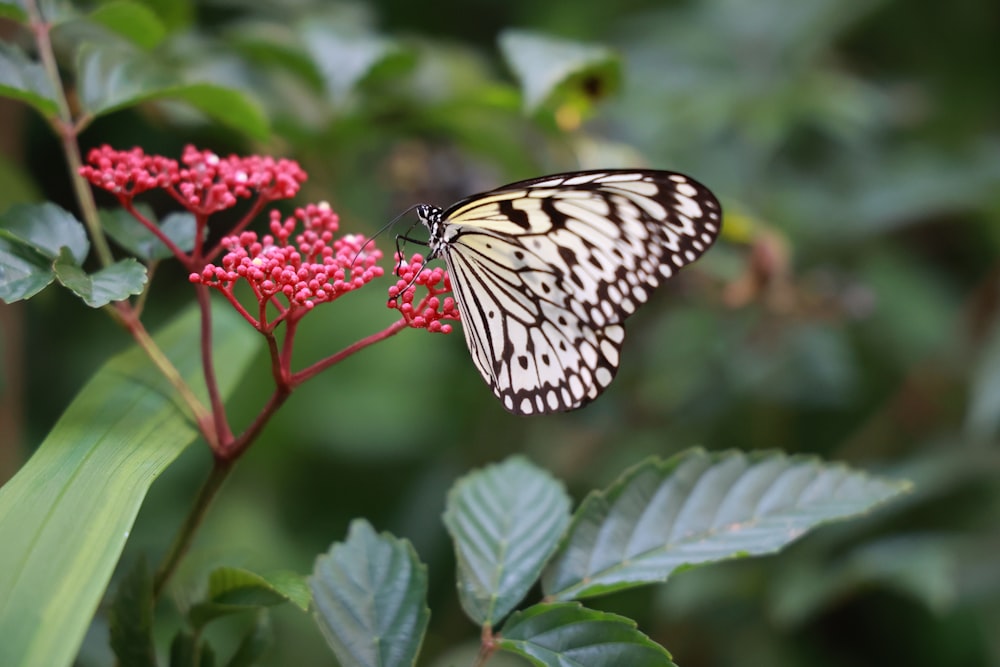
[{"left": 406, "top": 169, "right": 722, "bottom": 415}]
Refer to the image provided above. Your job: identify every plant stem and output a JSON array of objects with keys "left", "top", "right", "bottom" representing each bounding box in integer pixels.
[
  {"left": 26, "top": 0, "right": 115, "bottom": 269},
  {"left": 292, "top": 318, "right": 409, "bottom": 385},
  {"left": 152, "top": 458, "right": 234, "bottom": 600},
  {"left": 110, "top": 303, "right": 216, "bottom": 447}
]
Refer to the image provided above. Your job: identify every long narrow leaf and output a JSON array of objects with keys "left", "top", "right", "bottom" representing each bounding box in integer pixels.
[{"left": 0, "top": 304, "right": 259, "bottom": 667}]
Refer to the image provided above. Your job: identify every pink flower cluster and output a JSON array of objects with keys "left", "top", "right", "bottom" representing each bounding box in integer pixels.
[
  {"left": 80, "top": 144, "right": 307, "bottom": 214},
  {"left": 191, "top": 203, "right": 384, "bottom": 327},
  {"left": 388, "top": 254, "right": 460, "bottom": 334}
]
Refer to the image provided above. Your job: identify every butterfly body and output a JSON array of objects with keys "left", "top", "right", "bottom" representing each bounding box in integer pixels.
[{"left": 411, "top": 169, "right": 721, "bottom": 415}]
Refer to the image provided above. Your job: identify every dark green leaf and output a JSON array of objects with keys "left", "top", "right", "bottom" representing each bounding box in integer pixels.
[
  {"left": 101, "top": 206, "right": 195, "bottom": 261},
  {"left": 53, "top": 249, "right": 147, "bottom": 307},
  {"left": 77, "top": 42, "right": 177, "bottom": 118},
  {"left": 310, "top": 519, "right": 429, "bottom": 667},
  {"left": 75, "top": 44, "right": 267, "bottom": 137},
  {"left": 169, "top": 632, "right": 215, "bottom": 667},
  {"left": 88, "top": 1, "right": 167, "bottom": 49},
  {"left": 0, "top": 42, "right": 59, "bottom": 116},
  {"left": 0, "top": 202, "right": 89, "bottom": 262},
  {"left": 109, "top": 556, "right": 156, "bottom": 667},
  {"left": 0, "top": 236, "right": 53, "bottom": 302},
  {"left": 497, "top": 603, "right": 675, "bottom": 667},
  {"left": 166, "top": 83, "right": 269, "bottom": 140},
  {"left": 498, "top": 29, "right": 620, "bottom": 112},
  {"left": 444, "top": 456, "right": 570, "bottom": 626},
  {"left": 224, "top": 614, "right": 272, "bottom": 667},
  {"left": 189, "top": 567, "right": 310, "bottom": 629},
  {"left": 543, "top": 449, "right": 912, "bottom": 600}
]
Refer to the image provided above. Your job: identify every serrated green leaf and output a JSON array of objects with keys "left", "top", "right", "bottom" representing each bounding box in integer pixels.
[
  {"left": 100, "top": 206, "right": 195, "bottom": 261},
  {"left": 53, "top": 250, "right": 147, "bottom": 307},
  {"left": 189, "top": 567, "right": 310, "bottom": 629},
  {"left": 0, "top": 304, "right": 259, "bottom": 667},
  {"left": 497, "top": 602, "right": 675, "bottom": 667},
  {"left": 108, "top": 557, "right": 156, "bottom": 667},
  {"left": 0, "top": 236, "right": 53, "bottom": 302},
  {"left": 444, "top": 456, "right": 570, "bottom": 626},
  {"left": 310, "top": 520, "right": 429, "bottom": 667},
  {"left": 300, "top": 22, "right": 411, "bottom": 103},
  {"left": 88, "top": 1, "right": 167, "bottom": 49},
  {"left": 0, "top": 202, "right": 89, "bottom": 262},
  {"left": 498, "top": 29, "right": 620, "bottom": 112},
  {"left": 543, "top": 449, "right": 912, "bottom": 600},
  {"left": 0, "top": 42, "right": 59, "bottom": 116},
  {"left": 224, "top": 614, "right": 272, "bottom": 667}
]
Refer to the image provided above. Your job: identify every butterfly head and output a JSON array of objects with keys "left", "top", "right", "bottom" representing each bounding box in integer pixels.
[{"left": 416, "top": 204, "right": 447, "bottom": 257}]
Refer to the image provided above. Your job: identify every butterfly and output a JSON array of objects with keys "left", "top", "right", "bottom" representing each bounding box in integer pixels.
[{"left": 404, "top": 169, "right": 722, "bottom": 415}]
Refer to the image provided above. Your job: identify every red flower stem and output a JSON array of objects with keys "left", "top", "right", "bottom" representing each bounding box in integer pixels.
[
  {"left": 121, "top": 199, "right": 191, "bottom": 264},
  {"left": 153, "top": 457, "right": 233, "bottom": 600},
  {"left": 217, "top": 386, "right": 291, "bottom": 461},
  {"left": 291, "top": 318, "right": 409, "bottom": 386},
  {"left": 264, "top": 330, "right": 283, "bottom": 385},
  {"left": 216, "top": 288, "right": 258, "bottom": 328},
  {"left": 280, "top": 317, "right": 298, "bottom": 383},
  {"left": 195, "top": 285, "right": 233, "bottom": 448}
]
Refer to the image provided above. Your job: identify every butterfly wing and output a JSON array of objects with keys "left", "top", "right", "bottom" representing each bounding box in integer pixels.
[{"left": 437, "top": 169, "right": 722, "bottom": 415}]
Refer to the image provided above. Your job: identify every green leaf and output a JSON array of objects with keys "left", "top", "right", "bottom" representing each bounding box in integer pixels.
[
  {"left": 543, "top": 449, "right": 912, "bottom": 600},
  {"left": 224, "top": 614, "right": 272, "bottom": 667},
  {"left": 166, "top": 83, "right": 269, "bottom": 140},
  {"left": 0, "top": 42, "right": 59, "bottom": 117},
  {"left": 189, "top": 567, "right": 310, "bottom": 629},
  {"left": 0, "top": 236, "right": 53, "bottom": 302},
  {"left": 0, "top": 202, "right": 89, "bottom": 263},
  {"left": 497, "top": 602, "right": 675, "bottom": 667},
  {"left": 88, "top": 1, "right": 167, "bottom": 49},
  {"left": 0, "top": 2, "right": 27, "bottom": 21},
  {"left": 53, "top": 249, "right": 147, "bottom": 307},
  {"left": 0, "top": 304, "right": 258, "bottom": 667},
  {"left": 300, "top": 22, "right": 411, "bottom": 103},
  {"left": 498, "top": 29, "right": 620, "bottom": 112},
  {"left": 77, "top": 42, "right": 176, "bottom": 117},
  {"left": 108, "top": 557, "right": 156, "bottom": 667},
  {"left": 444, "top": 456, "right": 571, "bottom": 626},
  {"left": 76, "top": 44, "right": 268, "bottom": 138},
  {"left": 310, "top": 519, "right": 429, "bottom": 667},
  {"left": 100, "top": 206, "right": 196, "bottom": 261}
]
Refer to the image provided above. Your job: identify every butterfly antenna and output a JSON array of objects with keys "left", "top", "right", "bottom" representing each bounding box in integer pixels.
[{"left": 350, "top": 204, "right": 421, "bottom": 270}]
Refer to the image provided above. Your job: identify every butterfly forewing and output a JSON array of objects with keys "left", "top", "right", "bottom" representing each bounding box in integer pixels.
[{"left": 423, "top": 169, "right": 721, "bottom": 415}]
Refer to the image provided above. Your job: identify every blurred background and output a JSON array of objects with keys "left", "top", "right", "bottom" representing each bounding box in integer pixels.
[{"left": 1, "top": 0, "right": 999, "bottom": 665}]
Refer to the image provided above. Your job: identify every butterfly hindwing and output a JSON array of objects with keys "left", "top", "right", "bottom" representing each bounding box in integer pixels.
[{"left": 421, "top": 169, "right": 722, "bottom": 415}]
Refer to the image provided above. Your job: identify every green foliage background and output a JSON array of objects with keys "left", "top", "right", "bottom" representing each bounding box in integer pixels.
[{"left": 1, "top": 0, "right": 999, "bottom": 664}]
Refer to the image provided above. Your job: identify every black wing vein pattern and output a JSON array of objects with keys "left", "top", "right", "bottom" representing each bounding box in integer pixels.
[{"left": 430, "top": 169, "right": 722, "bottom": 415}]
